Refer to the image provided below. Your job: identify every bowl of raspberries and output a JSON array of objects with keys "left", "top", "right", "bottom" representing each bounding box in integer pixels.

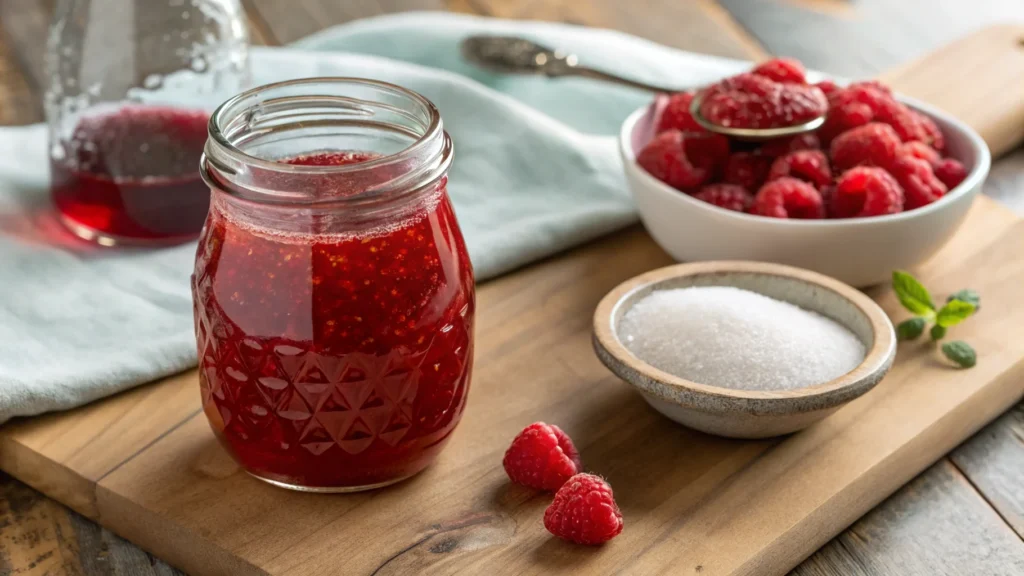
[{"left": 620, "top": 57, "right": 989, "bottom": 287}]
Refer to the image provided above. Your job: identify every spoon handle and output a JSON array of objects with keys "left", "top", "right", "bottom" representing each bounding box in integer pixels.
[{"left": 559, "top": 65, "right": 675, "bottom": 94}]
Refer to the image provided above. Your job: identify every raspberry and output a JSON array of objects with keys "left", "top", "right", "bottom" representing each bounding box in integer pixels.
[
  {"left": 815, "top": 80, "right": 841, "bottom": 98},
  {"left": 820, "top": 82, "right": 890, "bottom": 143},
  {"left": 503, "top": 422, "right": 581, "bottom": 491},
  {"left": 693, "top": 184, "right": 754, "bottom": 212},
  {"left": 889, "top": 155, "right": 947, "bottom": 210},
  {"left": 767, "top": 150, "right": 832, "bottom": 189},
  {"left": 752, "top": 57, "right": 807, "bottom": 84},
  {"left": 636, "top": 130, "right": 710, "bottom": 190},
  {"left": 759, "top": 132, "right": 821, "bottom": 157},
  {"left": 833, "top": 166, "right": 904, "bottom": 217},
  {"left": 752, "top": 177, "right": 825, "bottom": 219},
  {"left": 934, "top": 158, "right": 967, "bottom": 189},
  {"left": 916, "top": 113, "right": 945, "bottom": 152},
  {"left": 656, "top": 92, "right": 703, "bottom": 133},
  {"left": 699, "top": 73, "right": 827, "bottom": 129},
  {"left": 685, "top": 132, "right": 731, "bottom": 176},
  {"left": 874, "top": 98, "right": 929, "bottom": 144},
  {"left": 900, "top": 141, "right": 941, "bottom": 166},
  {"left": 543, "top": 474, "right": 623, "bottom": 545},
  {"left": 829, "top": 122, "right": 901, "bottom": 172},
  {"left": 724, "top": 152, "right": 771, "bottom": 191}
]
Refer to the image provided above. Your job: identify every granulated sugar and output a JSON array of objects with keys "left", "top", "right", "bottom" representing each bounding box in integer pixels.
[{"left": 618, "top": 286, "right": 865, "bottom": 391}]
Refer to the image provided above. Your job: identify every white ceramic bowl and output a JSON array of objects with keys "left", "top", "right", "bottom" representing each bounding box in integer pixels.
[{"left": 619, "top": 96, "right": 991, "bottom": 287}]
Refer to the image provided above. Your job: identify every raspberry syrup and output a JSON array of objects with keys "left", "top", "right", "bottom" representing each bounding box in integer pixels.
[
  {"left": 192, "top": 152, "right": 475, "bottom": 490},
  {"left": 50, "top": 106, "right": 210, "bottom": 244}
]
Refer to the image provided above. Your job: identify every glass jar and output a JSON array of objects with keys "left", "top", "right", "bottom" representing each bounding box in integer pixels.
[
  {"left": 45, "top": 0, "right": 249, "bottom": 246},
  {"left": 193, "top": 78, "right": 475, "bottom": 492}
]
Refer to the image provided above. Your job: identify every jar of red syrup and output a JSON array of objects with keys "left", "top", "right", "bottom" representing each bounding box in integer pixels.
[
  {"left": 45, "top": 0, "right": 249, "bottom": 246},
  {"left": 193, "top": 78, "right": 475, "bottom": 492}
]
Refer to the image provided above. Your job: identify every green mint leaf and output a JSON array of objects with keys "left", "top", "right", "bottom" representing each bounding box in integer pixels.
[
  {"left": 930, "top": 324, "right": 947, "bottom": 341},
  {"left": 942, "top": 341, "right": 977, "bottom": 368},
  {"left": 947, "top": 289, "right": 980, "bottom": 311},
  {"left": 897, "top": 317, "right": 926, "bottom": 341},
  {"left": 892, "top": 270, "right": 935, "bottom": 316},
  {"left": 936, "top": 300, "right": 976, "bottom": 327}
]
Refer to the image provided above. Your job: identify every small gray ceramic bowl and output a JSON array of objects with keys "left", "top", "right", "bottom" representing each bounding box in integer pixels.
[{"left": 593, "top": 261, "right": 897, "bottom": 438}]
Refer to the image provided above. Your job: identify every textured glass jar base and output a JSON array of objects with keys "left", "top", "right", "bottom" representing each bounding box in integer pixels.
[
  {"left": 247, "top": 468, "right": 424, "bottom": 493},
  {"left": 58, "top": 212, "right": 199, "bottom": 247}
]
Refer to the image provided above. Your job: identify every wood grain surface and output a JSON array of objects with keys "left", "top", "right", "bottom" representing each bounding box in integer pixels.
[{"left": 0, "top": 1, "right": 1023, "bottom": 575}]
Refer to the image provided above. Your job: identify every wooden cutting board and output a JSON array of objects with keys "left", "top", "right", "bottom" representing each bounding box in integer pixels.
[{"left": 3, "top": 25, "right": 1024, "bottom": 576}]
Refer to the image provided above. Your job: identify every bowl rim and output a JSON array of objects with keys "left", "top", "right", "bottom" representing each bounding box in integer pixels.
[
  {"left": 619, "top": 93, "right": 991, "bottom": 227},
  {"left": 592, "top": 261, "right": 897, "bottom": 413}
]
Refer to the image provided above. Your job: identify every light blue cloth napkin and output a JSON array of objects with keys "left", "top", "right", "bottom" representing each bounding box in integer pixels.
[{"left": 0, "top": 12, "right": 748, "bottom": 422}]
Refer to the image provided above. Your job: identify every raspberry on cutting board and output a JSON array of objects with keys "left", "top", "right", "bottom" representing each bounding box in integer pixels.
[
  {"left": 544, "top": 473, "right": 624, "bottom": 545},
  {"left": 503, "top": 422, "right": 582, "bottom": 491}
]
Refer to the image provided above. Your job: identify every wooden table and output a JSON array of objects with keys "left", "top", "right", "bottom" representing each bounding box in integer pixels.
[{"left": 1, "top": 1, "right": 1022, "bottom": 574}]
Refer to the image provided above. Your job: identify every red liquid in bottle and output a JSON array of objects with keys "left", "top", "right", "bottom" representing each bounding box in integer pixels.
[
  {"left": 192, "top": 152, "right": 475, "bottom": 490},
  {"left": 51, "top": 106, "right": 210, "bottom": 244}
]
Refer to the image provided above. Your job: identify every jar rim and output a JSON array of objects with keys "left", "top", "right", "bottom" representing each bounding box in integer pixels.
[{"left": 202, "top": 77, "right": 451, "bottom": 208}]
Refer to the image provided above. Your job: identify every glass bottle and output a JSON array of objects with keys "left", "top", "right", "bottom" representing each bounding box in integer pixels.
[
  {"left": 45, "top": 0, "right": 249, "bottom": 246},
  {"left": 193, "top": 78, "right": 475, "bottom": 491}
]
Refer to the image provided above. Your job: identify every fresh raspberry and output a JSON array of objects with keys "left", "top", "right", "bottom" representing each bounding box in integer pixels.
[
  {"left": 833, "top": 166, "right": 904, "bottom": 217},
  {"left": 724, "top": 152, "right": 771, "bottom": 191},
  {"left": 656, "top": 92, "right": 703, "bottom": 133},
  {"left": 693, "top": 184, "right": 754, "bottom": 212},
  {"left": 685, "top": 132, "right": 731, "bottom": 177},
  {"left": 767, "top": 150, "right": 832, "bottom": 189},
  {"left": 899, "top": 141, "right": 941, "bottom": 166},
  {"left": 699, "top": 73, "right": 827, "bottom": 129},
  {"left": 636, "top": 130, "right": 710, "bottom": 190},
  {"left": 829, "top": 122, "right": 901, "bottom": 172},
  {"left": 815, "top": 80, "right": 841, "bottom": 98},
  {"left": 874, "top": 98, "right": 930, "bottom": 144},
  {"left": 759, "top": 133, "right": 821, "bottom": 157},
  {"left": 916, "top": 112, "right": 945, "bottom": 152},
  {"left": 752, "top": 177, "right": 825, "bottom": 219},
  {"left": 820, "top": 82, "right": 890, "bottom": 143},
  {"left": 544, "top": 474, "right": 623, "bottom": 545},
  {"left": 934, "top": 158, "right": 967, "bottom": 189},
  {"left": 889, "top": 155, "right": 947, "bottom": 210},
  {"left": 752, "top": 57, "right": 807, "bottom": 84},
  {"left": 503, "top": 422, "right": 581, "bottom": 491}
]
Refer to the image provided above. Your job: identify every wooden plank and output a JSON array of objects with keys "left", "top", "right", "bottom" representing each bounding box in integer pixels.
[
  {"left": 0, "top": 0, "right": 51, "bottom": 115},
  {"left": 0, "top": 473, "right": 182, "bottom": 576},
  {"left": 242, "top": 0, "right": 446, "bottom": 45},
  {"left": 0, "top": 15, "right": 43, "bottom": 125},
  {"left": 242, "top": 0, "right": 766, "bottom": 59},
  {"left": 719, "top": 0, "right": 1024, "bottom": 77},
  {"left": 951, "top": 402, "right": 1024, "bottom": 538},
  {"left": 448, "top": 0, "right": 768, "bottom": 60},
  {"left": 792, "top": 460, "right": 1024, "bottom": 576}
]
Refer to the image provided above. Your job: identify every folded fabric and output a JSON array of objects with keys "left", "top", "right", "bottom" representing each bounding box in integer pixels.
[{"left": 0, "top": 12, "right": 748, "bottom": 422}]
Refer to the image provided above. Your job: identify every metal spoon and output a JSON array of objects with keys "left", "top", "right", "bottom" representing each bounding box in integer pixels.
[{"left": 460, "top": 35, "right": 825, "bottom": 140}]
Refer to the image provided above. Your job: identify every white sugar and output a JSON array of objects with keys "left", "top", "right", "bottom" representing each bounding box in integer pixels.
[{"left": 619, "top": 286, "right": 865, "bottom": 391}]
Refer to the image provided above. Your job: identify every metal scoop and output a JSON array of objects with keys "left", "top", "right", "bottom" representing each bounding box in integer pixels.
[{"left": 460, "top": 35, "right": 825, "bottom": 140}]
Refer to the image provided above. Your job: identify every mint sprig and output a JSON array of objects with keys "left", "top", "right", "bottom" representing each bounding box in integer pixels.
[{"left": 892, "top": 270, "right": 979, "bottom": 368}]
